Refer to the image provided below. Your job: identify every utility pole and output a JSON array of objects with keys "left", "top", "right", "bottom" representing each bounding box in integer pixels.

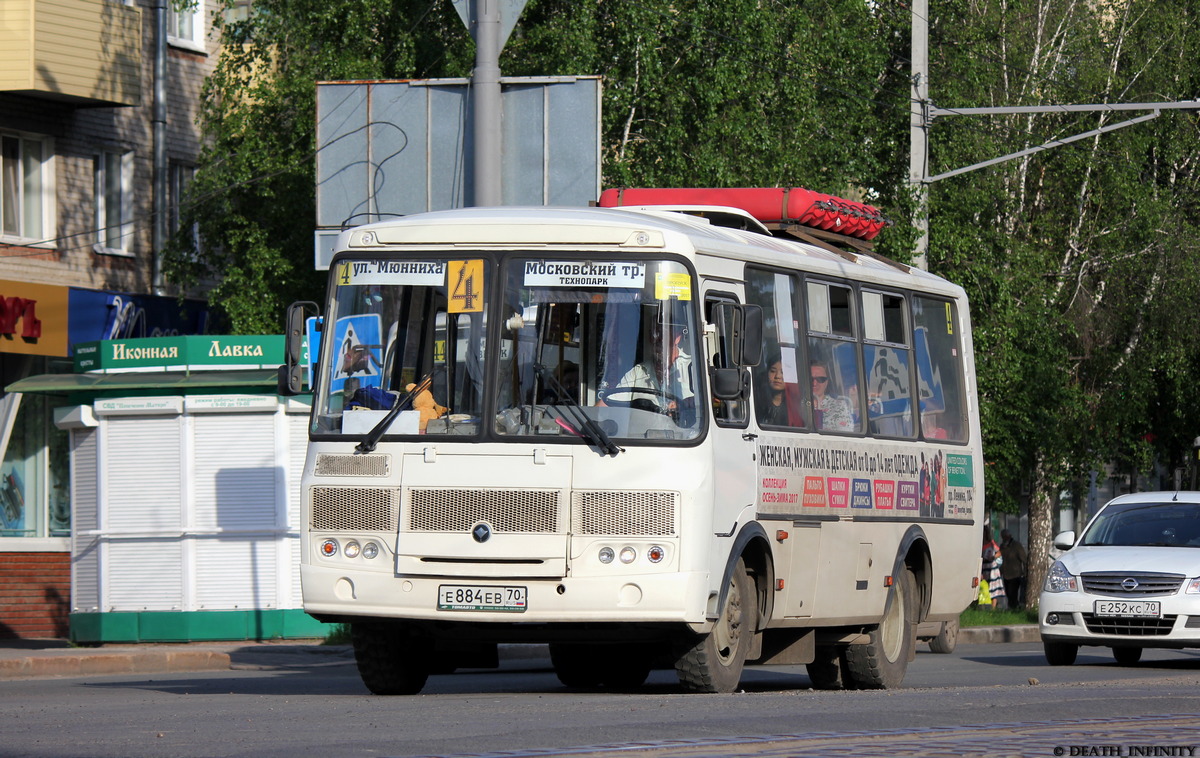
[
  {"left": 471, "top": 0, "right": 502, "bottom": 207},
  {"left": 907, "top": 1, "right": 1198, "bottom": 272},
  {"left": 909, "top": 0, "right": 929, "bottom": 271}
]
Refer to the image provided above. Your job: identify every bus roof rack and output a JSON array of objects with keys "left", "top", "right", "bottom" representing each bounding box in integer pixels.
[
  {"left": 598, "top": 187, "right": 909, "bottom": 273},
  {"left": 598, "top": 187, "right": 892, "bottom": 242}
]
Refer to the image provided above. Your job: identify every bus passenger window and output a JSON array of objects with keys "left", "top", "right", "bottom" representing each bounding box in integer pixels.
[
  {"left": 746, "top": 268, "right": 805, "bottom": 429},
  {"left": 806, "top": 281, "right": 861, "bottom": 433},
  {"left": 912, "top": 296, "right": 968, "bottom": 442},
  {"left": 862, "top": 291, "right": 915, "bottom": 438}
]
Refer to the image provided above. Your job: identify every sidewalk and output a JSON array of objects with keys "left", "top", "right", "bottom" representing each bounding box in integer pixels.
[{"left": 0, "top": 626, "right": 1040, "bottom": 681}]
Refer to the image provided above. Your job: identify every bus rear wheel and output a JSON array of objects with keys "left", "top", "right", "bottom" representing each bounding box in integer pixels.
[
  {"left": 805, "top": 647, "right": 848, "bottom": 690},
  {"left": 844, "top": 567, "right": 917, "bottom": 689},
  {"left": 675, "top": 558, "right": 756, "bottom": 693},
  {"left": 351, "top": 621, "right": 430, "bottom": 695}
]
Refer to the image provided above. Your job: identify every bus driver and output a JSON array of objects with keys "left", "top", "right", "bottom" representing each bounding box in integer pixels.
[{"left": 600, "top": 323, "right": 694, "bottom": 416}]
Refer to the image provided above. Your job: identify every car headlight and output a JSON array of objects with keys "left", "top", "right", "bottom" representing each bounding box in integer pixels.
[
  {"left": 1186, "top": 578, "right": 1200, "bottom": 595},
  {"left": 1043, "top": 560, "right": 1078, "bottom": 593}
]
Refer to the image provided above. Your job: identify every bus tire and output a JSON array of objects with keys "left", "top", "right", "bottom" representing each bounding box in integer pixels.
[
  {"left": 805, "top": 647, "right": 848, "bottom": 690},
  {"left": 844, "top": 567, "right": 916, "bottom": 689},
  {"left": 927, "top": 618, "right": 959, "bottom": 654},
  {"left": 550, "top": 643, "right": 653, "bottom": 690},
  {"left": 351, "top": 621, "right": 430, "bottom": 695},
  {"left": 675, "top": 558, "right": 755, "bottom": 693},
  {"left": 549, "top": 643, "right": 604, "bottom": 688}
]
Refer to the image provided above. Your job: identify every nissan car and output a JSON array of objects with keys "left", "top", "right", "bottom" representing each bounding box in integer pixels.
[{"left": 1039, "top": 491, "right": 1200, "bottom": 665}]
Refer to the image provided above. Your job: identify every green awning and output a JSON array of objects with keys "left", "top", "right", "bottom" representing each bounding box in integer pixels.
[{"left": 5, "top": 369, "right": 282, "bottom": 395}]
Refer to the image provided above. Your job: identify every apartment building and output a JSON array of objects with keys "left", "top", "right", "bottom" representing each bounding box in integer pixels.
[{"left": 0, "top": 0, "right": 218, "bottom": 637}]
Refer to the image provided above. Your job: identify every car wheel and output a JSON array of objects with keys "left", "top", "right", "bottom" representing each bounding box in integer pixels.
[
  {"left": 927, "top": 618, "right": 959, "bottom": 654},
  {"left": 1043, "top": 641, "right": 1079, "bottom": 666},
  {"left": 1112, "top": 646, "right": 1142, "bottom": 666}
]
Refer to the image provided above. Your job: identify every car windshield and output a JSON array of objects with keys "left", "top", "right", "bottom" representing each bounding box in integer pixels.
[{"left": 1079, "top": 501, "right": 1200, "bottom": 547}]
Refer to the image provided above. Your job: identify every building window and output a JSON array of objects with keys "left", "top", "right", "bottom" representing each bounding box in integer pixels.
[
  {"left": 0, "top": 133, "right": 54, "bottom": 245},
  {"left": 169, "top": 162, "right": 199, "bottom": 248},
  {"left": 94, "top": 151, "right": 135, "bottom": 256},
  {"left": 168, "top": 0, "right": 206, "bottom": 50}
]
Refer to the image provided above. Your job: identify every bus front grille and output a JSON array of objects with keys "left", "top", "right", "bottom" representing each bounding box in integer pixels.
[
  {"left": 311, "top": 486, "right": 399, "bottom": 531},
  {"left": 571, "top": 491, "right": 678, "bottom": 536},
  {"left": 406, "top": 488, "right": 561, "bottom": 534}
]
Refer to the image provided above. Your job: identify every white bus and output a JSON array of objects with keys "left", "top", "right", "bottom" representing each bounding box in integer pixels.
[{"left": 283, "top": 188, "right": 984, "bottom": 695}]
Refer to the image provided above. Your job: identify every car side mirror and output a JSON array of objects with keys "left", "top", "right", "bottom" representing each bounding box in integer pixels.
[{"left": 1052, "top": 530, "right": 1076, "bottom": 551}]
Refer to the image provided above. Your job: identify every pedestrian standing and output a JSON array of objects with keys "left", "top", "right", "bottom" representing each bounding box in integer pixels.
[{"left": 1000, "top": 529, "right": 1028, "bottom": 609}]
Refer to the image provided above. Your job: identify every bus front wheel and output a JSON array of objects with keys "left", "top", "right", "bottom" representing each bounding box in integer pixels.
[
  {"left": 675, "top": 558, "right": 756, "bottom": 693},
  {"left": 351, "top": 621, "right": 430, "bottom": 695},
  {"left": 844, "top": 567, "right": 917, "bottom": 689}
]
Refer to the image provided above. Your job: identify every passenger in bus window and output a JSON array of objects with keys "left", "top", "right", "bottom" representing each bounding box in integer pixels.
[
  {"left": 811, "top": 361, "right": 854, "bottom": 432},
  {"left": 758, "top": 353, "right": 804, "bottom": 427}
]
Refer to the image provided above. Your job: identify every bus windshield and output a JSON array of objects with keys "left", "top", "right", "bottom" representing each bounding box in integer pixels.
[
  {"left": 496, "top": 257, "right": 701, "bottom": 442},
  {"left": 311, "top": 255, "right": 702, "bottom": 444}
]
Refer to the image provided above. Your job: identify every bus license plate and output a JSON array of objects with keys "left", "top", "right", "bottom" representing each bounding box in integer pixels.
[
  {"left": 1094, "top": 600, "right": 1160, "bottom": 617},
  {"left": 438, "top": 585, "right": 527, "bottom": 613}
]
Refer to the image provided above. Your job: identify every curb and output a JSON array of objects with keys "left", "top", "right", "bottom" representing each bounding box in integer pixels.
[
  {"left": 957, "top": 624, "right": 1040, "bottom": 644},
  {"left": 0, "top": 648, "right": 232, "bottom": 680}
]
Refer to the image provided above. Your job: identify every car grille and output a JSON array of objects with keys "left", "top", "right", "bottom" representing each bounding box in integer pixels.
[
  {"left": 1081, "top": 572, "right": 1184, "bottom": 596},
  {"left": 1082, "top": 613, "right": 1177, "bottom": 636}
]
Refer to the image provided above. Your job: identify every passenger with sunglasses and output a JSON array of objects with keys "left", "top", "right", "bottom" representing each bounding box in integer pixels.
[{"left": 811, "top": 361, "right": 853, "bottom": 432}]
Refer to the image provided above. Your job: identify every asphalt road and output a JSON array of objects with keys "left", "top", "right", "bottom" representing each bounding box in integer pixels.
[{"left": 4, "top": 641, "right": 1200, "bottom": 758}]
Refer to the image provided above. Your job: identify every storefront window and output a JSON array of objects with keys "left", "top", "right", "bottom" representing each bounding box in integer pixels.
[{"left": 0, "top": 358, "right": 72, "bottom": 539}]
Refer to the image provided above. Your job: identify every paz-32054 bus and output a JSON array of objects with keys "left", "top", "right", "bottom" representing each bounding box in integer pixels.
[{"left": 281, "top": 188, "right": 984, "bottom": 695}]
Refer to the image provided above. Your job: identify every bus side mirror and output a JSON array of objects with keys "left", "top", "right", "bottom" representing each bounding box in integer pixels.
[
  {"left": 709, "top": 302, "right": 763, "bottom": 369},
  {"left": 739, "top": 304, "right": 763, "bottom": 367},
  {"left": 279, "top": 301, "right": 319, "bottom": 396},
  {"left": 709, "top": 367, "right": 743, "bottom": 400}
]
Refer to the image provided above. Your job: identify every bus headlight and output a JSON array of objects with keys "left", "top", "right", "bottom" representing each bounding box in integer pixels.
[
  {"left": 647, "top": 545, "right": 665, "bottom": 563},
  {"left": 320, "top": 539, "right": 338, "bottom": 557},
  {"left": 598, "top": 546, "right": 615, "bottom": 564},
  {"left": 344, "top": 540, "right": 361, "bottom": 559},
  {"left": 619, "top": 547, "right": 637, "bottom": 564},
  {"left": 362, "top": 542, "right": 380, "bottom": 560}
]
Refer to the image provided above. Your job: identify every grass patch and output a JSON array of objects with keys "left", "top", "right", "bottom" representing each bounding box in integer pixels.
[
  {"left": 960, "top": 605, "right": 1039, "bottom": 627},
  {"left": 323, "top": 623, "right": 351, "bottom": 645}
]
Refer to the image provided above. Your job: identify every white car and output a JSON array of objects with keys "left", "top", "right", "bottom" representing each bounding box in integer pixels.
[{"left": 1039, "top": 491, "right": 1200, "bottom": 666}]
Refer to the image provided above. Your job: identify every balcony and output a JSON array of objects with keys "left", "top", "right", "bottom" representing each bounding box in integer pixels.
[{"left": 0, "top": 0, "right": 141, "bottom": 107}]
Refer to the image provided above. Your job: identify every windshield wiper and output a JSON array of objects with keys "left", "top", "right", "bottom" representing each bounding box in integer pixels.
[
  {"left": 355, "top": 373, "right": 433, "bottom": 453},
  {"left": 533, "top": 363, "right": 622, "bottom": 456}
]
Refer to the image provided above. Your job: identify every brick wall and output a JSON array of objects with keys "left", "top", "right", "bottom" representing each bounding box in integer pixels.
[{"left": 0, "top": 552, "right": 70, "bottom": 639}]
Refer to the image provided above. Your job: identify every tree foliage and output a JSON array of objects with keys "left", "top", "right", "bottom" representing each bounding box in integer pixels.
[{"left": 173, "top": 0, "right": 1200, "bottom": 597}]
